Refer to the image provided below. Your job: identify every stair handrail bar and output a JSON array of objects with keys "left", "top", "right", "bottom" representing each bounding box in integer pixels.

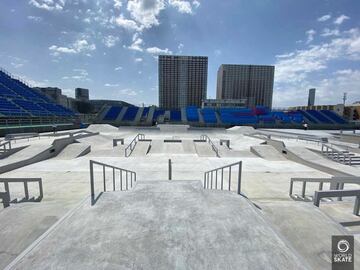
[
  {"left": 200, "top": 134, "right": 220, "bottom": 157},
  {"left": 203, "top": 161, "right": 242, "bottom": 195},
  {"left": 89, "top": 160, "right": 137, "bottom": 205},
  {"left": 321, "top": 143, "right": 353, "bottom": 165},
  {"left": 124, "top": 133, "right": 145, "bottom": 157},
  {"left": 0, "top": 178, "right": 43, "bottom": 208}
]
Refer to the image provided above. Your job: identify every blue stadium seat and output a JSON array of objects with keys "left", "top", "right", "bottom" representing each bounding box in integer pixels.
[
  {"left": 153, "top": 109, "right": 165, "bottom": 121},
  {"left": 201, "top": 108, "right": 217, "bottom": 123},
  {"left": 123, "top": 107, "right": 139, "bottom": 121},
  {"left": 104, "top": 106, "right": 122, "bottom": 120},
  {"left": 186, "top": 106, "right": 199, "bottom": 122},
  {"left": 320, "top": 110, "right": 347, "bottom": 124},
  {"left": 306, "top": 110, "right": 332, "bottom": 124},
  {"left": 170, "top": 110, "right": 181, "bottom": 121},
  {"left": 0, "top": 69, "right": 75, "bottom": 119}
]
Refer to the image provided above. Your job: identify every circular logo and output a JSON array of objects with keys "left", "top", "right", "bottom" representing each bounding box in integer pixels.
[{"left": 337, "top": 239, "right": 350, "bottom": 253}]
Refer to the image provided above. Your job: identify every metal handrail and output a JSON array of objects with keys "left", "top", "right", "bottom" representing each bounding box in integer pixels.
[
  {"left": 0, "top": 178, "right": 43, "bottom": 208},
  {"left": 200, "top": 134, "right": 220, "bottom": 157},
  {"left": 0, "top": 140, "right": 11, "bottom": 152},
  {"left": 321, "top": 144, "right": 353, "bottom": 165},
  {"left": 89, "top": 160, "right": 137, "bottom": 205},
  {"left": 203, "top": 161, "right": 242, "bottom": 195},
  {"left": 289, "top": 176, "right": 360, "bottom": 200},
  {"left": 314, "top": 189, "right": 360, "bottom": 216},
  {"left": 124, "top": 134, "right": 145, "bottom": 157}
]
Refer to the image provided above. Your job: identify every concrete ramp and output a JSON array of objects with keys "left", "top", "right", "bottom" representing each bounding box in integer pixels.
[
  {"left": 9, "top": 181, "right": 308, "bottom": 270},
  {"left": 53, "top": 143, "right": 90, "bottom": 160},
  {"left": 131, "top": 141, "right": 150, "bottom": 156},
  {"left": 182, "top": 139, "right": 196, "bottom": 154},
  {"left": 194, "top": 142, "right": 217, "bottom": 157},
  {"left": 251, "top": 145, "right": 287, "bottom": 161},
  {"left": 219, "top": 145, "right": 256, "bottom": 157}
]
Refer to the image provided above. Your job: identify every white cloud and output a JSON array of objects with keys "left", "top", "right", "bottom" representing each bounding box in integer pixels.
[
  {"left": 192, "top": 0, "right": 200, "bottom": 9},
  {"left": 11, "top": 62, "right": 24, "bottom": 68},
  {"left": 49, "top": 39, "right": 96, "bottom": 56},
  {"left": 317, "top": 14, "right": 331, "bottom": 22},
  {"left": 114, "top": 66, "right": 123, "bottom": 71},
  {"left": 29, "top": 0, "right": 65, "bottom": 11},
  {"left": 120, "top": 88, "right": 137, "bottom": 96},
  {"left": 275, "top": 52, "right": 295, "bottom": 58},
  {"left": 62, "top": 68, "right": 90, "bottom": 81},
  {"left": 134, "top": 57, "right": 143, "bottom": 62},
  {"left": 214, "top": 49, "right": 222, "bottom": 57},
  {"left": 114, "top": 0, "right": 122, "bottom": 9},
  {"left": 334, "top": 14, "right": 350, "bottom": 25},
  {"left": 126, "top": 34, "right": 144, "bottom": 51},
  {"left": 275, "top": 28, "right": 360, "bottom": 84},
  {"left": 321, "top": 28, "right": 340, "bottom": 37},
  {"left": 115, "top": 14, "right": 143, "bottom": 31},
  {"left": 103, "top": 35, "right": 120, "bottom": 47},
  {"left": 146, "top": 46, "right": 172, "bottom": 55},
  {"left": 305, "top": 29, "right": 316, "bottom": 44},
  {"left": 27, "top": 15, "right": 42, "bottom": 22},
  {"left": 105, "top": 83, "right": 120, "bottom": 87},
  {"left": 126, "top": 0, "right": 165, "bottom": 29},
  {"left": 169, "top": 0, "right": 193, "bottom": 14}
]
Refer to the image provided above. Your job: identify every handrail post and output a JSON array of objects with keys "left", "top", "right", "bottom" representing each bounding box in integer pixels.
[
  {"left": 301, "top": 181, "right": 306, "bottom": 198},
  {"left": 289, "top": 179, "right": 293, "bottom": 196},
  {"left": 112, "top": 168, "right": 115, "bottom": 191},
  {"left": 103, "top": 165, "right": 106, "bottom": 192},
  {"left": 90, "top": 160, "right": 95, "bottom": 205},
  {"left": 168, "top": 159, "right": 172, "bottom": 180},
  {"left": 228, "top": 166, "right": 231, "bottom": 191},
  {"left": 203, "top": 172, "right": 206, "bottom": 188},
  {"left": 237, "top": 162, "right": 242, "bottom": 195}
]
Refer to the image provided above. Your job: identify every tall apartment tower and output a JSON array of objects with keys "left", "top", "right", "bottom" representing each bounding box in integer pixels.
[
  {"left": 159, "top": 55, "right": 208, "bottom": 110},
  {"left": 216, "top": 64, "right": 275, "bottom": 108},
  {"left": 308, "top": 88, "right": 316, "bottom": 106}
]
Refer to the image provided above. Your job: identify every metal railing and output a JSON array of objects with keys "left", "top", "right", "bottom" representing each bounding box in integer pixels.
[
  {"left": 0, "top": 178, "right": 43, "bottom": 208},
  {"left": 200, "top": 135, "right": 220, "bottom": 157},
  {"left": 289, "top": 176, "right": 360, "bottom": 200},
  {"left": 0, "top": 140, "right": 11, "bottom": 153},
  {"left": 321, "top": 144, "right": 354, "bottom": 165},
  {"left": 89, "top": 160, "right": 137, "bottom": 205},
  {"left": 124, "top": 134, "right": 145, "bottom": 157},
  {"left": 204, "top": 161, "right": 242, "bottom": 195},
  {"left": 314, "top": 189, "right": 360, "bottom": 216}
]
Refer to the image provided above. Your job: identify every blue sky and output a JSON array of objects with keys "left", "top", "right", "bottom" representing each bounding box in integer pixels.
[{"left": 0, "top": 0, "right": 359, "bottom": 107}]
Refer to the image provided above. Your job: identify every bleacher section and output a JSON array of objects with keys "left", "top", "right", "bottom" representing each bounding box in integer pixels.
[
  {"left": 186, "top": 106, "right": 199, "bottom": 122},
  {"left": 201, "top": 108, "right": 217, "bottom": 124},
  {"left": 0, "top": 68, "right": 76, "bottom": 127},
  {"left": 96, "top": 105, "right": 350, "bottom": 128},
  {"left": 122, "top": 107, "right": 139, "bottom": 121},
  {"left": 103, "top": 106, "right": 122, "bottom": 121},
  {"left": 170, "top": 110, "right": 181, "bottom": 122},
  {"left": 321, "top": 110, "right": 347, "bottom": 124}
]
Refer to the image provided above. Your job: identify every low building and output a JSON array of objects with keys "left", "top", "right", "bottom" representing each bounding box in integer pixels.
[
  {"left": 344, "top": 102, "right": 360, "bottom": 121},
  {"left": 201, "top": 99, "right": 247, "bottom": 108},
  {"left": 288, "top": 104, "right": 344, "bottom": 116}
]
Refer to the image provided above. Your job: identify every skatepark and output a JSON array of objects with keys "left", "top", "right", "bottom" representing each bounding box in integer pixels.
[{"left": 0, "top": 124, "right": 359, "bottom": 269}]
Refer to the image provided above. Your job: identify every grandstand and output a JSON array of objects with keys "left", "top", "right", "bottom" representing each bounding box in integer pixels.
[
  {"left": 96, "top": 104, "right": 351, "bottom": 129},
  {"left": 0, "top": 68, "right": 77, "bottom": 134}
]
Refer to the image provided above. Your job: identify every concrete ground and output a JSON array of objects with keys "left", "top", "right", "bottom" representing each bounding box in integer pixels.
[{"left": 0, "top": 124, "right": 359, "bottom": 269}]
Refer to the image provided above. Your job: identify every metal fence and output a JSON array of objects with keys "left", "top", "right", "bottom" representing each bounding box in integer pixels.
[
  {"left": 204, "top": 161, "right": 242, "bottom": 195},
  {"left": 124, "top": 134, "right": 145, "bottom": 157},
  {"left": 200, "top": 134, "right": 220, "bottom": 157},
  {"left": 321, "top": 144, "right": 354, "bottom": 165},
  {"left": 0, "top": 141, "right": 12, "bottom": 153},
  {"left": 89, "top": 160, "right": 137, "bottom": 205},
  {"left": 0, "top": 178, "right": 43, "bottom": 208}
]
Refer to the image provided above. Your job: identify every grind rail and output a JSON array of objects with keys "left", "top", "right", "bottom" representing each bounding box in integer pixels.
[
  {"left": 321, "top": 144, "right": 356, "bottom": 165},
  {"left": 289, "top": 176, "right": 360, "bottom": 200},
  {"left": 204, "top": 161, "right": 242, "bottom": 195},
  {"left": 89, "top": 160, "right": 137, "bottom": 205},
  {"left": 314, "top": 189, "right": 360, "bottom": 216},
  {"left": 0, "top": 140, "right": 12, "bottom": 153},
  {"left": 200, "top": 134, "right": 220, "bottom": 157},
  {"left": 0, "top": 178, "right": 43, "bottom": 208},
  {"left": 124, "top": 134, "right": 145, "bottom": 157}
]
